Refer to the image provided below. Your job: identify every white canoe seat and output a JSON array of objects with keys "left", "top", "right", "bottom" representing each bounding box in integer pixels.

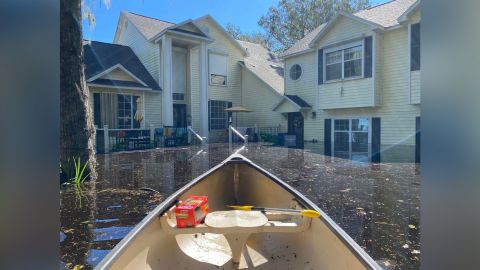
[{"left": 159, "top": 209, "right": 312, "bottom": 264}]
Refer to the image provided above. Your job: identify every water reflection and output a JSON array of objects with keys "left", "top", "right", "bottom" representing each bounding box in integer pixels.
[{"left": 60, "top": 143, "right": 420, "bottom": 269}]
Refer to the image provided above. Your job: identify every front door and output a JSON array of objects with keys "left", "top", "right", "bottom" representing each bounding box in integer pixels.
[
  {"left": 173, "top": 104, "right": 187, "bottom": 127},
  {"left": 287, "top": 112, "right": 304, "bottom": 148}
]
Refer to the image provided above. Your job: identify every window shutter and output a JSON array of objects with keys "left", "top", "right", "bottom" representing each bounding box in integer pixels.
[
  {"left": 410, "top": 23, "right": 421, "bottom": 71},
  {"left": 208, "top": 100, "right": 211, "bottom": 131},
  {"left": 227, "top": 102, "right": 232, "bottom": 127},
  {"left": 132, "top": 96, "right": 140, "bottom": 128},
  {"left": 318, "top": 49, "right": 323, "bottom": 84},
  {"left": 324, "top": 119, "right": 331, "bottom": 156},
  {"left": 93, "top": 93, "right": 101, "bottom": 126},
  {"left": 371, "top": 117, "right": 381, "bottom": 163},
  {"left": 415, "top": 116, "right": 421, "bottom": 163},
  {"left": 364, "top": 36, "right": 373, "bottom": 78}
]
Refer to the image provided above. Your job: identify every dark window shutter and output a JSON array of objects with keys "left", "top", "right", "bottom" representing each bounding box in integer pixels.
[
  {"left": 227, "top": 102, "right": 232, "bottom": 127},
  {"left": 415, "top": 116, "right": 421, "bottom": 163},
  {"left": 324, "top": 119, "right": 331, "bottom": 156},
  {"left": 93, "top": 93, "right": 101, "bottom": 126},
  {"left": 208, "top": 100, "right": 211, "bottom": 131},
  {"left": 371, "top": 117, "right": 381, "bottom": 163},
  {"left": 411, "top": 23, "right": 420, "bottom": 71},
  {"left": 364, "top": 36, "right": 373, "bottom": 78},
  {"left": 132, "top": 96, "right": 140, "bottom": 128},
  {"left": 318, "top": 49, "right": 323, "bottom": 84}
]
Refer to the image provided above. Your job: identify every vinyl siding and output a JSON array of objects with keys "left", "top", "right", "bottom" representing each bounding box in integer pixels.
[
  {"left": 240, "top": 68, "right": 286, "bottom": 130},
  {"left": 284, "top": 51, "right": 321, "bottom": 140},
  {"left": 87, "top": 86, "right": 162, "bottom": 129},
  {"left": 99, "top": 68, "right": 136, "bottom": 82},
  {"left": 115, "top": 17, "right": 161, "bottom": 84},
  {"left": 284, "top": 21, "right": 420, "bottom": 148},
  {"left": 410, "top": 70, "right": 420, "bottom": 104},
  {"left": 189, "top": 18, "right": 244, "bottom": 135},
  {"left": 320, "top": 16, "right": 373, "bottom": 46}
]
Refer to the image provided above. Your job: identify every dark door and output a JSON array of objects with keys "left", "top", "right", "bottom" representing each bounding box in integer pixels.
[
  {"left": 287, "top": 112, "right": 304, "bottom": 148},
  {"left": 173, "top": 104, "right": 187, "bottom": 127}
]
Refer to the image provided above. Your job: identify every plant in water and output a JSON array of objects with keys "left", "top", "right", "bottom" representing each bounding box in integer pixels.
[{"left": 71, "top": 157, "right": 90, "bottom": 185}]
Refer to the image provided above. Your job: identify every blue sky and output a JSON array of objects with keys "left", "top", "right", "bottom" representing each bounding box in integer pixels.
[{"left": 83, "top": 0, "right": 389, "bottom": 43}]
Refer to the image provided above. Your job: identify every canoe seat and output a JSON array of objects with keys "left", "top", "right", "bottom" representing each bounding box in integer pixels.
[{"left": 159, "top": 209, "right": 311, "bottom": 264}]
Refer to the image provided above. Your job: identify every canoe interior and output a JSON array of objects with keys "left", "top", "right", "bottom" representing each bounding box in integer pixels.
[{"left": 101, "top": 158, "right": 375, "bottom": 270}]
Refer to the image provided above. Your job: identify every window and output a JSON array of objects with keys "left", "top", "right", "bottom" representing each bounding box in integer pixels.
[
  {"left": 172, "top": 93, "right": 185, "bottom": 101},
  {"left": 289, "top": 64, "right": 302, "bottom": 80},
  {"left": 333, "top": 118, "right": 370, "bottom": 162},
  {"left": 209, "top": 100, "right": 231, "bottom": 130},
  {"left": 92, "top": 93, "right": 141, "bottom": 129},
  {"left": 209, "top": 53, "right": 227, "bottom": 86},
  {"left": 325, "top": 44, "right": 363, "bottom": 81},
  {"left": 410, "top": 23, "right": 420, "bottom": 71}
]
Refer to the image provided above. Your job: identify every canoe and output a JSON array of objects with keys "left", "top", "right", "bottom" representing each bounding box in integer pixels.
[{"left": 96, "top": 154, "right": 381, "bottom": 270}]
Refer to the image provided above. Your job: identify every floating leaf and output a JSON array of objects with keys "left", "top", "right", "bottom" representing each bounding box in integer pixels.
[
  {"left": 402, "top": 244, "right": 409, "bottom": 249},
  {"left": 408, "top": 224, "right": 416, "bottom": 229},
  {"left": 411, "top": 250, "right": 420, "bottom": 254}
]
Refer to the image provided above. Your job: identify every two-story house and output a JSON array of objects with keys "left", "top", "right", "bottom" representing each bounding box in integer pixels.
[
  {"left": 85, "top": 12, "right": 287, "bottom": 151},
  {"left": 278, "top": 0, "right": 421, "bottom": 162}
]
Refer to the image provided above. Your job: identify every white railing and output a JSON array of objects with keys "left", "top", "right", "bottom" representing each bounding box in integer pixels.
[
  {"left": 229, "top": 125, "right": 248, "bottom": 145},
  {"left": 187, "top": 126, "right": 206, "bottom": 145}
]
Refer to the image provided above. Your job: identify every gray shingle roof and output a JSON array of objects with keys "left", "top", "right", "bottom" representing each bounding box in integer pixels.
[
  {"left": 124, "top": 12, "right": 174, "bottom": 40},
  {"left": 286, "top": 95, "right": 311, "bottom": 108},
  {"left": 84, "top": 41, "right": 161, "bottom": 90},
  {"left": 238, "top": 40, "right": 285, "bottom": 95},
  {"left": 281, "top": 0, "right": 418, "bottom": 58}
]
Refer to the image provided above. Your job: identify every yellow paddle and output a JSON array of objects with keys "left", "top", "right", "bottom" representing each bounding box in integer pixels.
[{"left": 227, "top": 205, "right": 320, "bottom": 218}]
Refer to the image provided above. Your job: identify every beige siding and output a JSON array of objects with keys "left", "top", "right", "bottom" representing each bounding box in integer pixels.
[
  {"left": 98, "top": 68, "right": 136, "bottom": 82},
  {"left": 319, "top": 17, "right": 373, "bottom": 46},
  {"left": 189, "top": 18, "right": 244, "bottom": 134},
  {"left": 87, "top": 86, "right": 163, "bottom": 129},
  {"left": 284, "top": 21, "right": 420, "bottom": 148},
  {"left": 240, "top": 69, "right": 286, "bottom": 130},
  {"left": 410, "top": 70, "right": 420, "bottom": 104},
  {"left": 284, "top": 51, "right": 322, "bottom": 140},
  {"left": 319, "top": 78, "right": 374, "bottom": 109},
  {"left": 115, "top": 18, "right": 161, "bottom": 84}
]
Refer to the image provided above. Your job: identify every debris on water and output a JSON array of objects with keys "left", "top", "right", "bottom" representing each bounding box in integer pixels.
[
  {"left": 339, "top": 188, "right": 351, "bottom": 193},
  {"left": 402, "top": 244, "right": 409, "bottom": 249},
  {"left": 408, "top": 224, "right": 416, "bottom": 229},
  {"left": 412, "top": 250, "right": 420, "bottom": 254}
]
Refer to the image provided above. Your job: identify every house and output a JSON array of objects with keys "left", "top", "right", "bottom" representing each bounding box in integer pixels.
[
  {"left": 279, "top": 0, "right": 421, "bottom": 162},
  {"left": 84, "top": 12, "right": 286, "bottom": 152}
]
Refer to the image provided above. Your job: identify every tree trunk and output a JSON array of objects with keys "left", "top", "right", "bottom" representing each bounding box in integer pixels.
[{"left": 60, "top": 0, "right": 97, "bottom": 181}]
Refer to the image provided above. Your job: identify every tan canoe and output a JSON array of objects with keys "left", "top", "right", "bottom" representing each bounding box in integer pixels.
[{"left": 96, "top": 154, "right": 381, "bottom": 270}]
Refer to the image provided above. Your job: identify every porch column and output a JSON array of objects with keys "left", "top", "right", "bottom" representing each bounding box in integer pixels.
[
  {"left": 199, "top": 41, "right": 209, "bottom": 139},
  {"left": 162, "top": 35, "right": 174, "bottom": 126}
]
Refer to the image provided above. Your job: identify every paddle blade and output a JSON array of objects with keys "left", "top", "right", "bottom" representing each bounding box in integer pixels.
[
  {"left": 227, "top": 205, "right": 254, "bottom": 211},
  {"left": 301, "top": 210, "right": 321, "bottom": 218}
]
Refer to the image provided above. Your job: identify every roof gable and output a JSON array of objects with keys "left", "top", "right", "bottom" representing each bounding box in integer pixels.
[
  {"left": 273, "top": 95, "right": 311, "bottom": 112},
  {"left": 83, "top": 41, "right": 161, "bottom": 90},
  {"left": 309, "top": 12, "right": 383, "bottom": 47},
  {"left": 194, "top": 15, "right": 248, "bottom": 56}
]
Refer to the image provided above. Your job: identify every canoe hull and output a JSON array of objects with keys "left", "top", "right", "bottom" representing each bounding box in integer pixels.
[{"left": 96, "top": 154, "right": 381, "bottom": 270}]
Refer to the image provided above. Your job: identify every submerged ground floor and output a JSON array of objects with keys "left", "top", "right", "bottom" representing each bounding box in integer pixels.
[{"left": 60, "top": 143, "right": 420, "bottom": 270}]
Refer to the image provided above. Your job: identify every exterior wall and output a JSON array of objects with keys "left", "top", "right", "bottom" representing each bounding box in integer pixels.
[
  {"left": 409, "top": 8, "right": 421, "bottom": 105},
  {"left": 240, "top": 69, "right": 287, "bottom": 130},
  {"left": 320, "top": 16, "right": 373, "bottom": 45},
  {"left": 190, "top": 18, "right": 245, "bottom": 140},
  {"left": 115, "top": 17, "right": 161, "bottom": 84},
  {"left": 284, "top": 16, "right": 421, "bottom": 160},
  {"left": 87, "top": 86, "right": 163, "bottom": 129},
  {"left": 99, "top": 68, "right": 136, "bottom": 81},
  {"left": 284, "top": 51, "right": 321, "bottom": 140}
]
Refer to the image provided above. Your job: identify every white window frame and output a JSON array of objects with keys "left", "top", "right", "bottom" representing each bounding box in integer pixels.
[
  {"left": 323, "top": 40, "right": 364, "bottom": 83},
  {"left": 331, "top": 117, "right": 372, "bottom": 162},
  {"left": 208, "top": 52, "right": 228, "bottom": 87},
  {"left": 209, "top": 100, "right": 230, "bottom": 130},
  {"left": 93, "top": 91, "right": 144, "bottom": 129}
]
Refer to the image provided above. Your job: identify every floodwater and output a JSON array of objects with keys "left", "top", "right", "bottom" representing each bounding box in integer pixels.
[{"left": 60, "top": 143, "right": 420, "bottom": 269}]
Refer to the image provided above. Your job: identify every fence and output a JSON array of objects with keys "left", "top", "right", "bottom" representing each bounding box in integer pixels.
[{"left": 95, "top": 125, "right": 188, "bottom": 153}]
